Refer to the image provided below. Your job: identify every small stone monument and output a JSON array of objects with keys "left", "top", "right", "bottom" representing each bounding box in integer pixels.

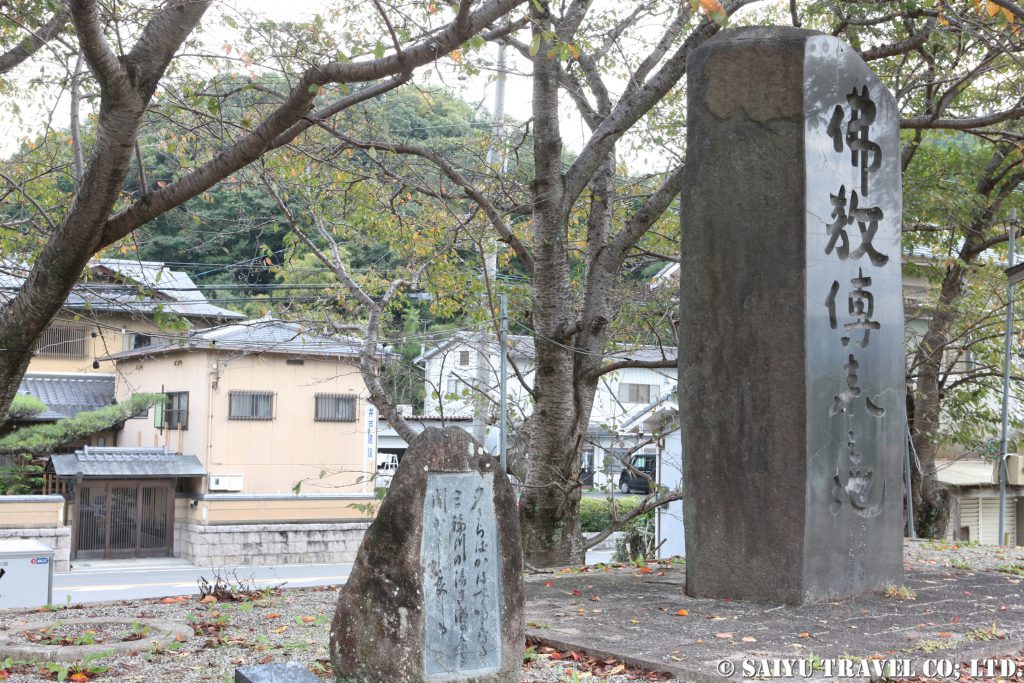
[
  {"left": 679, "top": 27, "right": 904, "bottom": 604},
  {"left": 330, "top": 427, "right": 524, "bottom": 682}
]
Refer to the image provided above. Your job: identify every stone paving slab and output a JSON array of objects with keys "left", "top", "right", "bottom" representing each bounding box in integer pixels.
[{"left": 525, "top": 561, "right": 1024, "bottom": 682}]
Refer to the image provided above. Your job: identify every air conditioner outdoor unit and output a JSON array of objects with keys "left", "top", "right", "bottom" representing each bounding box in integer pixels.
[
  {"left": 1007, "top": 454, "right": 1024, "bottom": 486},
  {"left": 209, "top": 474, "right": 243, "bottom": 492}
]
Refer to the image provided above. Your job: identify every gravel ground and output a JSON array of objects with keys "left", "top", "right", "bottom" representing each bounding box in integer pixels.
[
  {"left": 0, "top": 586, "right": 672, "bottom": 682},
  {"left": 904, "top": 538, "right": 1024, "bottom": 572},
  {"left": 2, "top": 540, "right": 1019, "bottom": 683}
]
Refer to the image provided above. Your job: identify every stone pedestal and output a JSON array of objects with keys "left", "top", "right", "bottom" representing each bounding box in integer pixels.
[
  {"left": 679, "top": 27, "right": 904, "bottom": 604},
  {"left": 330, "top": 427, "right": 523, "bottom": 682}
]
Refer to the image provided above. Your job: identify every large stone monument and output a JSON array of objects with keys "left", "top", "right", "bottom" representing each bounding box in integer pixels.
[
  {"left": 679, "top": 27, "right": 904, "bottom": 604},
  {"left": 330, "top": 427, "right": 524, "bottom": 682}
]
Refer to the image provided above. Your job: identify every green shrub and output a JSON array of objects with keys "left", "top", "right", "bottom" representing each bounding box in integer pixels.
[
  {"left": 0, "top": 393, "right": 162, "bottom": 494},
  {"left": 7, "top": 394, "right": 47, "bottom": 419},
  {"left": 579, "top": 496, "right": 652, "bottom": 533},
  {"left": 0, "top": 393, "right": 162, "bottom": 455}
]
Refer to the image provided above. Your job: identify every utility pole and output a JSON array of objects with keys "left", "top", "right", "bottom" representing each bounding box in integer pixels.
[
  {"left": 499, "top": 293, "right": 508, "bottom": 473},
  {"left": 472, "top": 44, "right": 507, "bottom": 445},
  {"left": 999, "top": 208, "right": 1020, "bottom": 546}
]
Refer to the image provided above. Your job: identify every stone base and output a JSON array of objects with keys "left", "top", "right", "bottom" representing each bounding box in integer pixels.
[
  {"left": 174, "top": 522, "right": 369, "bottom": 567},
  {"left": 0, "top": 527, "right": 71, "bottom": 572}
]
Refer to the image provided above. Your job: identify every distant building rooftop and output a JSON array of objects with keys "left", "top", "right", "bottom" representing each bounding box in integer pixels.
[
  {"left": 0, "top": 258, "right": 244, "bottom": 322},
  {"left": 936, "top": 460, "right": 998, "bottom": 487},
  {"left": 103, "top": 316, "right": 383, "bottom": 362}
]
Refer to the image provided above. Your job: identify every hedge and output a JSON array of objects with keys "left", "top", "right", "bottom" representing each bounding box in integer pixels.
[{"left": 580, "top": 496, "right": 653, "bottom": 533}]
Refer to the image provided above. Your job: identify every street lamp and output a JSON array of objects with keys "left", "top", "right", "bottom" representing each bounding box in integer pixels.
[{"left": 998, "top": 209, "right": 1020, "bottom": 546}]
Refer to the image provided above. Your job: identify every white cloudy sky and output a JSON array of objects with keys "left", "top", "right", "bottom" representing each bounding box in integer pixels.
[{"left": 0, "top": 0, "right": 703, "bottom": 169}]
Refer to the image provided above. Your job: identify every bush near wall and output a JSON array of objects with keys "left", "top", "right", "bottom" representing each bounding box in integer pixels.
[{"left": 579, "top": 496, "right": 653, "bottom": 533}]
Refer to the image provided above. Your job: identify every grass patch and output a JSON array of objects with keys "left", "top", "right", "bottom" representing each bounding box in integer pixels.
[
  {"left": 950, "top": 556, "right": 971, "bottom": 570},
  {"left": 883, "top": 584, "right": 916, "bottom": 600},
  {"left": 914, "top": 639, "right": 952, "bottom": 654}
]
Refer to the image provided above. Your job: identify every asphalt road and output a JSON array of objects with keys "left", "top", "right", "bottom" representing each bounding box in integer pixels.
[
  {"left": 52, "top": 562, "right": 353, "bottom": 605},
  {"left": 48, "top": 547, "right": 614, "bottom": 606}
]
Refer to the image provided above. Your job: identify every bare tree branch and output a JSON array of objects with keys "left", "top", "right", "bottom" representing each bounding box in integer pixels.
[
  {"left": 101, "top": 0, "right": 526, "bottom": 245},
  {"left": 0, "top": 10, "right": 69, "bottom": 76}
]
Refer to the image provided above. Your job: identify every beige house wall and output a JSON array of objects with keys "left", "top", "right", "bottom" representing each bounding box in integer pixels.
[
  {"left": 0, "top": 496, "right": 64, "bottom": 528},
  {"left": 27, "top": 313, "right": 163, "bottom": 375},
  {"left": 115, "top": 351, "right": 372, "bottom": 495},
  {"left": 174, "top": 495, "right": 376, "bottom": 526}
]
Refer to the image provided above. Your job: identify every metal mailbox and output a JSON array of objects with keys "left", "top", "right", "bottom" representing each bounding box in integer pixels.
[{"left": 0, "top": 539, "right": 54, "bottom": 609}]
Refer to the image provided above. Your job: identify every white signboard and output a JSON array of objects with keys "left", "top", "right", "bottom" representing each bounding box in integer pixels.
[
  {"left": 365, "top": 403, "right": 378, "bottom": 463},
  {"left": 0, "top": 539, "right": 54, "bottom": 609}
]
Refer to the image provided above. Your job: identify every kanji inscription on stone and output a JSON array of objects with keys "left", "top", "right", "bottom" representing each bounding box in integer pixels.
[{"left": 422, "top": 472, "right": 501, "bottom": 678}]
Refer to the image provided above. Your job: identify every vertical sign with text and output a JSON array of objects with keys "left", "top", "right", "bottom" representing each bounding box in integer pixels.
[
  {"left": 421, "top": 472, "right": 501, "bottom": 679},
  {"left": 804, "top": 35, "right": 905, "bottom": 593}
]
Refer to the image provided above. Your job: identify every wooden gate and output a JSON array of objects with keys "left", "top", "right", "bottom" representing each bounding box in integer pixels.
[{"left": 73, "top": 479, "right": 174, "bottom": 559}]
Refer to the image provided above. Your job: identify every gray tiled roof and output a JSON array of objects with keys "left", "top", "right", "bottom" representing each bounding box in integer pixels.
[
  {"left": 50, "top": 446, "right": 206, "bottom": 478},
  {"left": 0, "top": 259, "right": 243, "bottom": 321},
  {"left": 414, "top": 330, "right": 677, "bottom": 365},
  {"left": 18, "top": 373, "right": 116, "bottom": 420},
  {"left": 103, "top": 316, "right": 383, "bottom": 361}
]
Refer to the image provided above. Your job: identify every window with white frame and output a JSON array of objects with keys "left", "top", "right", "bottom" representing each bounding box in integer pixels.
[
  {"left": 315, "top": 394, "right": 357, "bottom": 422},
  {"left": 618, "top": 383, "right": 655, "bottom": 403},
  {"left": 228, "top": 391, "right": 274, "bottom": 420},
  {"left": 459, "top": 350, "right": 470, "bottom": 366},
  {"left": 446, "top": 377, "right": 468, "bottom": 396}
]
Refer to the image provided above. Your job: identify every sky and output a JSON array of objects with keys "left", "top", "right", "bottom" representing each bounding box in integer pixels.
[{"left": 0, "top": 0, "right": 593, "bottom": 158}]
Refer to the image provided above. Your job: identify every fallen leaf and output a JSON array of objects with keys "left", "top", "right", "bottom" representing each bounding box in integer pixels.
[
  {"left": 267, "top": 613, "right": 282, "bottom": 619},
  {"left": 937, "top": 632, "right": 954, "bottom": 638},
  {"left": 301, "top": 615, "right": 316, "bottom": 623},
  {"left": 200, "top": 595, "right": 217, "bottom": 604},
  {"left": 571, "top": 589, "right": 583, "bottom": 597},
  {"left": 742, "top": 636, "right": 757, "bottom": 643},
  {"left": 799, "top": 631, "right": 810, "bottom": 638},
  {"left": 589, "top": 595, "right": 601, "bottom": 602},
  {"left": 259, "top": 654, "right": 273, "bottom": 665},
  {"left": 271, "top": 626, "right": 288, "bottom": 634},
  {"left": 675, "top": 609, "right": 689, "bottom": 617},
  {"left": 952, "top": 616, "right": 960, "bottom": 624},
  {"left": 716, "top": 633, "right": 734, "bottom": 639},
  {"left": 544, "top": 581, "right": 553, "bottom": 588},
  {"left": 638, "top": 566, "right": 653, "bottom": 574},
  {"left": 69, "top": 674, "right": 88, "bottom": 682},
  {"left": 159, "top": 597, "right": 177, "bottom": 604}
]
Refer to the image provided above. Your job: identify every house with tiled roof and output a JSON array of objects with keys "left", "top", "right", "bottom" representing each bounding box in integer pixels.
[
  {"left": 413, "top": 331, "right": 676, "bottom": 490},
  {"left": 4, "top": 315, "right": 387, "bottom": 569},
  {"left": 0, "top": 258, "right": 243, "bottom": 376}
]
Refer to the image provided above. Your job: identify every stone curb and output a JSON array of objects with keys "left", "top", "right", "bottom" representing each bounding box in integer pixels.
[{"left": 0, "top": 617, "right": 191, "bottom": 663}]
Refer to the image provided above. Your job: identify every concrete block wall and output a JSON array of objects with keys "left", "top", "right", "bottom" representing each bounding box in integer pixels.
[
  {"left": 174, "top": 522, "right": 369, "bottom": 567},
  {"left": 0, "top": 527, "right": 71, "bottom": 572}
]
